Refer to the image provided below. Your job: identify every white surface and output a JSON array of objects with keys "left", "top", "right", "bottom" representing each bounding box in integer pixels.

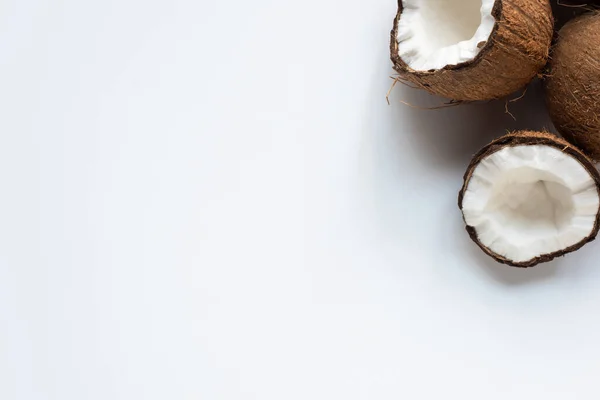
[
  {"left": 1, "top": 1, "right": 600, "bottom": 399},
  {"left": 396, "top": 0, "right": 495, "bottom": 70},
  {"left": 462, "top": 145, "right": 600, "bottom": 263}
]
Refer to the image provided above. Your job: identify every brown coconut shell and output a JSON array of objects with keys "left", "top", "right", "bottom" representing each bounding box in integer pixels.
[
  {"left": 545, "top": 12, "right": 600, "bottom": 160},
  {"left": 390, "top": 0, "right": 553, "bottom": 101},
  {"left": 458, "top": 131, "right": 600, "bottom": 268}
]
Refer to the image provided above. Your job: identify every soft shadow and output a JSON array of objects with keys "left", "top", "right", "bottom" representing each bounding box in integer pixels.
[
  {"left": 551, "top": 238, "right": 600, "bottom": 281},
  {"left": 386, "top": 78, "right": 556, "bottom": 172},
  {"left": 466, "top": 237, "right": 561, "bottom": 285},
  {"left": 552, "top": 1, "right": 592, "bottom": 30}
]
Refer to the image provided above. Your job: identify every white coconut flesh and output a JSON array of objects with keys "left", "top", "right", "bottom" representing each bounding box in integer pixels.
[
  {"left": 462, "top": 145, "right": 600, "bottom": 263},
  {"left": 396, "top": 0, "right": 496, "bottom": 71}
]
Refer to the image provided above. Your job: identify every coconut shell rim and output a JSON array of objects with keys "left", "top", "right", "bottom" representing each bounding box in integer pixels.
[
  {"left": 389, "top": 0, "right": 503, "bottom": 76},
  {"left": 458, "top": 131, "right": 600, "bottom": 268}
]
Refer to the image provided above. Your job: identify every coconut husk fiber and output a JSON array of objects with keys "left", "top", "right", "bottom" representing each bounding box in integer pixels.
[
  {"left": 390, "top": 0, "right": 553, "bottom": 101},
  {"left": 545, "top": 12, "right": 600, "bottom": 160},
  {"left": 458, "top": 131, "right": 600, "bottom": 268}
]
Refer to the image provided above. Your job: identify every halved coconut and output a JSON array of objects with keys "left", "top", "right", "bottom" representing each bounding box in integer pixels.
[
  {"left": 390, "top": 0, "right": 553, "bottom": 101},
  {"left": 459, "top": 131, "right": 600, "bottom": 267},
  {"left": 545, "top": 13, "right": 600, "bottom": 160}
]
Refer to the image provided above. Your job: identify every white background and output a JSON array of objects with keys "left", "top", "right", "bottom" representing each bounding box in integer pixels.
[{"left": 1, "top": 0, "right": 599, "bottom": 399}]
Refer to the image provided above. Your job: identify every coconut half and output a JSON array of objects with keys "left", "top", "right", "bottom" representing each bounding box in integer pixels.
[
  {"left": 390, "top": 0, "right": 553, "bottom": 101},
  {"left": 545, "top": 13, "right": 600, "bottom": 161},
  {"left": 459, "top": 131, "right": 600, "bottom": 267}
]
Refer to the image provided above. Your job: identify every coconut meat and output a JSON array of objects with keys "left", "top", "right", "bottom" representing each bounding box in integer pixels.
[
  {"left": 396, "top": 0, "right": 496, "bottom": 71},
  {"left": 462, "top": 145, "right": 600, "bottom": 263}
]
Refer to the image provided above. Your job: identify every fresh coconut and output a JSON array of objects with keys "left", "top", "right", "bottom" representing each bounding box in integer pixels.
[
  {"left": 545, "top": 13, "right": 600, "bottom": 160},
  {"left": 390, "top": 0, "right": 553, "bottom": 101},
  {"left": 459, "top": 131, "right": 600, "bottom": 267}
]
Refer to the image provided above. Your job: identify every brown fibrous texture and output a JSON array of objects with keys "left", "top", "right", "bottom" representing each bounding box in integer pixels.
[
  {"left": 458, "top": 130, "right": 600, "bottom": 268},
  {"left": 390, "top": 0, "right": 553, "bottom": 101},
  {"left": 545, "top": 12, "right": 600, "bottom": 160}
]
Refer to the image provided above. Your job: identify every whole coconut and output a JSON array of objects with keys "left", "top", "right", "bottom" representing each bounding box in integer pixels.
[
  {"left": 546, "top": 12, "right": 600, "bottom": 160},
  {"left": 390, "top": 0, "right": 553, "bottom": 101}
]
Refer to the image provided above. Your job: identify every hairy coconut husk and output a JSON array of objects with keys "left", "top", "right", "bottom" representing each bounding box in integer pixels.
[
  {"left": 390, "top": 0, "right": 553, "bottom": 101},
  {"left": 458, "top": 131, "right": 600, "bottom": 268},
  {"left": 545, "top": 12, "right": 600, "bottom": 160}
]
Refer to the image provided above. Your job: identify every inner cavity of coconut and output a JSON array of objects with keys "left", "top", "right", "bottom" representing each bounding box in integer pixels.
[
  {"left": 396, "top": 0, "right": 496, "bottom": 71},
  {"left": 461, "top": 145, "right": 600, "bottom": 264}
]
